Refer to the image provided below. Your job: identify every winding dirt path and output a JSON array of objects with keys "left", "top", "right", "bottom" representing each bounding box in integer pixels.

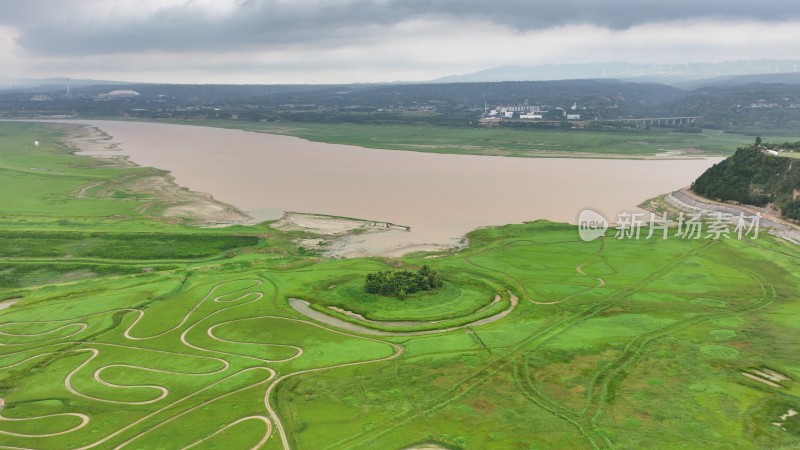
[
  {"left": 0, "top": 298, "right": 18, "bottom": 311},
  {"left": 0, "top": 411, "right": 90, "bottom": 438},
  {"left": 0, "top": 278, "right": 403, "bottom": 450},
  {"left": 181, "top": 416, "right": 272, "bottom": 450},
  {"left": 288, "top": 292, "right": 517, "bottom": 337},
  {"left": 0, "top": 322, "right": 88, "bottom": 346},
  {"left": 262, "top": 323, "right": 404, "bottom": 450}
]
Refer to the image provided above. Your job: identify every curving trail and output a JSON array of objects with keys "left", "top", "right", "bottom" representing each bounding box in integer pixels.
[
  {"left": 123, "top": 279, "right": 265, "bottom": 341},
  {"left": 461, "top": 237, "right": 607, "bottom": 306},
  {"left": 206, "top": 319, "right": 304, "bottom": 363},
  {"left": 0, "top": 322, "right": 88, "bottom": 346},
  {"left": 0, "top": 280, "right": 273, "bottom": 448},
  {"left": 0, "top": 278, "right": 405, "bottom": 450},
  {"left": 0, "top": 412, "right": 90, "bottom": 438},
  {"left": 529, "top": 262, "right": 606, "bottom": 306},
  {"left": 109, "top": 368, "right": 276, "bottom": 450},
  {"left": 180, "top": 416, "right": 272, "bottom": 450},
  {"left": 288, "top": 292, "right": 517, "bottom": 337},
  {"left": 61, "top": 345, "right": 231, "bottom": 406},
  {"left": 262, "top": 323, "right": 405, "bottom": 450}
]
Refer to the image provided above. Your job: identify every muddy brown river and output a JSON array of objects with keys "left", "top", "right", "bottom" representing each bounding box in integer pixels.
[{"left": 65, "top": 120, "right": 721, "bottom": 256}]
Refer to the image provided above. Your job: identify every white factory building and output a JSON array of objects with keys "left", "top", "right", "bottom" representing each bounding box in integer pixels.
[{"left": 96, "top": 90, "right": 141, "bottom": 100}]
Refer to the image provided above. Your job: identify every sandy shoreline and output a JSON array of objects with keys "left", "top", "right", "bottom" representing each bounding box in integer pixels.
[
  {"left": 271, "top": 211, "right": 456, "bottom": 258},
  {"left": 65, "top": 124, "right": 254, "bottom": 227}
]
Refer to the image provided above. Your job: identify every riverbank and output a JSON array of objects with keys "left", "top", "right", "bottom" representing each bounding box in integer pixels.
[
  {"left": 271, "top": 212, "right": 459, "bottom": 258},
  {"left": 159, "top": 119, "right": 766, "bottom": 159},
  {"left": 49, "top": 120, "right": 722, "bottom": 256},
  {"left": 641, "top": 187, "right": 800, "bottom": 244},
  {"left": 66, "top": 124, "right": 253, "bottom": 226}
]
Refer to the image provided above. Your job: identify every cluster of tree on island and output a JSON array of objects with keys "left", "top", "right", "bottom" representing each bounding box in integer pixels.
[{"left": 363, "top": 265, "right": 443, "bottom": 298}]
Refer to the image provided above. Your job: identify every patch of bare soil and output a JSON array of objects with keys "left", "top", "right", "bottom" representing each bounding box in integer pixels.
[
  {"left": 402, "top": 444, "right": 450, "bottom": 450},
  {"left": 773, "top": 408, "right": 798, "bottom": 430},
  {"left": 64, "top": 124, "right": 118, "bottom": 153},
  {"left": 272, "top": 212, "right": 426, "bottom": 257},
  {"left": 0, "top": 298, "right": 19, "bottom": 311},
  {"left": 642, "top": 187, "right": 800, "bottom": 245},
  {"left": 760, "top": 367, "right": 791, "bottom": 382},
  {"left": 369, "top": 242, "right": 453, "bottom": 258},
  {"left": 742, "top": 372, "right": 782, "bottom": 388},
  {"left": 271, "top": 212, "right": 408, "bottom": 235},
  {"left": 751, "top": 368, "right": 791, "bottom": 383},
  {"left": 325, "top": 236, "right": 452, "bottom": 259},
  {"left": 130, "top": 175, "right": 251, "bottom": 225}
]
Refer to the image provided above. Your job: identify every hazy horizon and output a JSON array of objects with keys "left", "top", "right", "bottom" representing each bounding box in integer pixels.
[{"left": 2, "top": 1, "right": 800, "bottom": 84}]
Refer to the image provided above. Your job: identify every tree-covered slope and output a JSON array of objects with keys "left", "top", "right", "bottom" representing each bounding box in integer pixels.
[{"left": 692, "top": 142, "right": 800, "bottom": 220}]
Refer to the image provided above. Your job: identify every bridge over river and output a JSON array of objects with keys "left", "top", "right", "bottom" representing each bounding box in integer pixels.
[{"left": 606, "top": 116, "right": 700, "bottom": 126}]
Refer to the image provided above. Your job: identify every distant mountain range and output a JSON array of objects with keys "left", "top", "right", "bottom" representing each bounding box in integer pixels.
[
  {"left": 2, "top": 72, "right": 798, "bottom": 132},
  {"left": 673, "top": 72, "right": 800, "bottom": 90},
  {"left": 5, "top": 59, "right": 800, "bottom": 94},
  {"left": 433, "top": 60, "right": 800, "bottom": 87},
  {"left": 0, "top": 76, "right": 133, "bottom": 92}
]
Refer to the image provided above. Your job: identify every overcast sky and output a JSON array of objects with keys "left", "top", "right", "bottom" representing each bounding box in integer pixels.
[{"left": 2, "top": 0, "right": 800, "bottom": 84}]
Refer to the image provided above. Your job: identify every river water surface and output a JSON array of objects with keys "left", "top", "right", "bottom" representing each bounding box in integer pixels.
[{"left": 67, "top": 121, "right": 722, "bottom": 255}]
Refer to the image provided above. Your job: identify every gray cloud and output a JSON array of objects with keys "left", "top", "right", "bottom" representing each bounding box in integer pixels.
[
  {"left": 4, "top": 0, "right": 800, "bottom": 56},
  {"left": 407, "top": 0, "right": 800, "bottom": 30}
]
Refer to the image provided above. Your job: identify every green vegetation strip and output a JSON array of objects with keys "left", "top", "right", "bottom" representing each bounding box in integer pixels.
[
  {"left": 0, "top": 230, "right": 258, "bottom": 259},
  {"left": 171, "top": 119, "right": 800, "bottom": 157}
]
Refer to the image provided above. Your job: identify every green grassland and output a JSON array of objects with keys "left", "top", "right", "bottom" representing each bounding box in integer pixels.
[
  {"left": 0, "top": 121, "right": 303, "bottom": 288},
  {"left": 1, "top": 122, "right": 800, "bottom": 449},
  {"left": 165, "top": 119, "right": 800, "bottom": 158},
  {"left": 0, "top": 122, "right": 146, "bottom": 218}
]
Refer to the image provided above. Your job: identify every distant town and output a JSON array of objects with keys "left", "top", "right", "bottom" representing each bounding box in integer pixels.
[
  {"left": 482, "top": 100, "right": 581, "bottom": 121},
  {"left": 1, "top": 77, "right": 799, "bottom": 133}
]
